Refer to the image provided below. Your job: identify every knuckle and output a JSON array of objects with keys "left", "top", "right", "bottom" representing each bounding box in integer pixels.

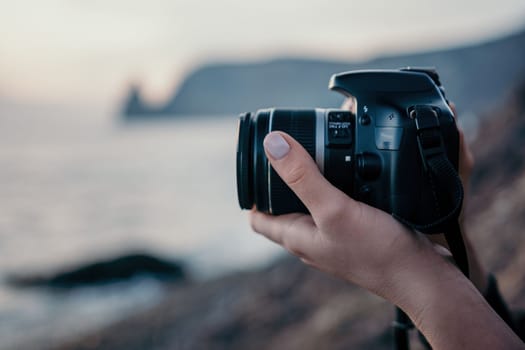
[
  {"left": 249, "top": 213, "right": 262, "bottom": 233},
  {"left": 317, "top": 198, "right": 365, "bottom": 232},
  {"left": 349, "top": 201, "right": 366, "bottom": 225},
  {"left": 318, "top": 200, "right": 349, "bottom": 230},
  {"left": 284, "top": 162, "right": 309, "bottom": 187},
  {"left": 280, "top": 215, "right": 309, "bottom": 257},
  {"left": 467, "top": 152, "right": 475, "bottom": 168},
  {"left": 282, "top": 237, "right": 304, "bottom": 258},
  {"left": 288, "top": 246, "right": 306, "bottom": 258}
]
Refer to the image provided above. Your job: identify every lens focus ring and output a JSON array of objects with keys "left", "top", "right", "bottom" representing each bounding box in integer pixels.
[
  {"left": 269, "top": 110, "right": 316, "bottom": 214},
  {"left": 236, "top": 113, "right": 253, "bottom": 209}
]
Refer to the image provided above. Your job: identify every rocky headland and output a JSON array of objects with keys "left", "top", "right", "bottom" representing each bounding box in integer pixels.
[{"left": 121, "top": 28, "right": 525, "bottom": 119}]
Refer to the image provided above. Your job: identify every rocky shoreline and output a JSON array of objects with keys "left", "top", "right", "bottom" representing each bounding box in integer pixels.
[{"left": 51, "top": 256, "right": 396, "bottom": 350}]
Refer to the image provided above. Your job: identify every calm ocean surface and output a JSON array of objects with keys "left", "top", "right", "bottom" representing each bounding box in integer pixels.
[{"left": 0, "top": 108, "right": 281, "bottom": 348}]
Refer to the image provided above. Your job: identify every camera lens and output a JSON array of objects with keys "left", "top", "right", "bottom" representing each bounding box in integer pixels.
[
  {"left": 236, "top": 109, "right": 355, "bottom": 215},
  {"left": 236, "top": 109, "right": 270, "bottom": 211},
  {"left": 236, "top": 109, "right": 315, "bottom": 214},
  {"left": 236, "top": 113, "right": 254, "bottom": 209}
]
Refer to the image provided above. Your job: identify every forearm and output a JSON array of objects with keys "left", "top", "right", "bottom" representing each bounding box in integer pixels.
[
  {"left": 427, "top": 227, "right": 488, "bottom": 293},
  {"left": 387, "top": 246, "right": 523, "bottom": 349},
  {"left": 415, "top": 277, "right": 521, "bottom": 349}
]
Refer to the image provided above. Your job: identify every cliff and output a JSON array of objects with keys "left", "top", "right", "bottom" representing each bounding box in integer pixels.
[{"left": 122, "top": 28, "right": 525, "bottom": 118}]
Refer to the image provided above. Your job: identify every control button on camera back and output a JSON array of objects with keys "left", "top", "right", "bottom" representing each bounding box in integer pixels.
[
  {"left": 327, "top": 111, "right": 353, "bottom": 146},
  {"left": 359, "top": 114, "right": 371, "bottom": 125}
]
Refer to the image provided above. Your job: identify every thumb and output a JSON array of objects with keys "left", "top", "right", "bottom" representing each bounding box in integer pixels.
[{"left": 263, "top": 131, "right": 351, "bottom": 222}]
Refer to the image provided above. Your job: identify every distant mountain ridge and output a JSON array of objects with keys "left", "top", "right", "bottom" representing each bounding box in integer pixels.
[{"left": 122, "top": 28, "right": 525, "bottom": 118}]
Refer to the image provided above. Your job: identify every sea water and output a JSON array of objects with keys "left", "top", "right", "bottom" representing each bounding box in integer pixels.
[{"left": 0, "top": 107, "right": 281, "bottom": 348}]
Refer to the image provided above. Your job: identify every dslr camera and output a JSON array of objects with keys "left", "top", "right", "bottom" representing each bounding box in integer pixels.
[{"left": 236, "top": 68, "right": 460, "bottom": 228}]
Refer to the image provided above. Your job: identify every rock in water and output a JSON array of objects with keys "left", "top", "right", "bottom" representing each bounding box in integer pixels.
[{"left": 6, "top": 252, "right": 187, "bottom": 288}]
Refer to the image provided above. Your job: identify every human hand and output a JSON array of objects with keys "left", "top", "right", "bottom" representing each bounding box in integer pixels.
[
  {"left": 340, "top": 99, "right": 484, "bottom": 289},
  {"left": 248, "top": 131, "right": 524, "bottom": 349},
  {"left": 249, "top": 131, "right": 454, "bottom": 301}
]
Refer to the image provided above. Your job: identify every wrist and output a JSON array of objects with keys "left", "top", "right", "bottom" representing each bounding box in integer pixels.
[
  {"left": 383, "top": 239, "right": 464, "bottom": 317},
  {"left": 384, "top": 246, "right": 522, "bottom": 349}
]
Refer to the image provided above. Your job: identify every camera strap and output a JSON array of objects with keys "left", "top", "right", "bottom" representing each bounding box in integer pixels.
[
  {"left": 393, "top": 105, "right": 469, "bottom": 277},
  {"left": 392, "top": 105, "right": 469, "bottom": 350}
]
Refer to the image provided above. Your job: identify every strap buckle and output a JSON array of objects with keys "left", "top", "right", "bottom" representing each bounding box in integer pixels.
[{"left": 411, "top": 105, "right": 445, "bottom": 172}]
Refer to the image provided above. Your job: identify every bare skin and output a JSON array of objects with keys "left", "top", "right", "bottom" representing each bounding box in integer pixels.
[{"left": 248, "top": 130, "right": 524, "bottom": 349}]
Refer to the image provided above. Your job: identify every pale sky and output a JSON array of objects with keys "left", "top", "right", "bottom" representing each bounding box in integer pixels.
[{"left": 1, "top": 0, "right": 524, "bottom": 108}]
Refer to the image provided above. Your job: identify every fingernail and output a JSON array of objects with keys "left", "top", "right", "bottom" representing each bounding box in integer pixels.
[{"left": 264, "top": 132, "right": 290, "bottom": 160}]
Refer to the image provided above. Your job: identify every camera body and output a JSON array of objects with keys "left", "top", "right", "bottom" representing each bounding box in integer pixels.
[{"left": 236, "top": 68, "right": 460, "bottom": 226}]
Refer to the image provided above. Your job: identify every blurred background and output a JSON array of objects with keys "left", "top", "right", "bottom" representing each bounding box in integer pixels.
[{"left": 1, "top": 1, "right": 525, "bottom": 349}]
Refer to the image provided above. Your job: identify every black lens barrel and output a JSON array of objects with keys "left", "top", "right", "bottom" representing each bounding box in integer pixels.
[
  {"left": 236, "top": 109, "right": 318, "bottom": 214},
  {"left": 268, "top": 110, "right": 316, "bottom": 214},
  {"left": 252, "top": 111, "right": 271, "bottom": 212},
  {"left": 236, "top": 109, "right": 356, "bottom": 215}
]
